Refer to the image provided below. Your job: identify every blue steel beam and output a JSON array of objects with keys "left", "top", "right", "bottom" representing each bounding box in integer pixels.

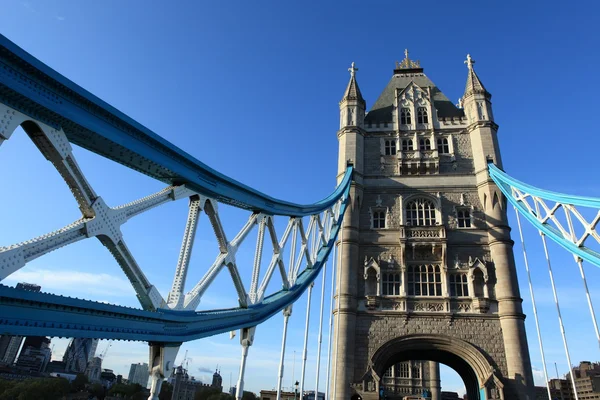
[
  {"left": 488, "top": 163, "right": 600, "bottom": 268},
  {"left": 0, "top": 34, "right": 340, "bottom": 217},
  {"left": 0, "top": 173, "right": 350, "bottom": 342}
]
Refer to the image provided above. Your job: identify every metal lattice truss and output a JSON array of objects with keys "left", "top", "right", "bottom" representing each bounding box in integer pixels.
[
  {"left": 0, "top": 104, "right": 351, "bottom": 338},
  {"left": 489, "top": 163, "right": 600, "bottom": 268}
]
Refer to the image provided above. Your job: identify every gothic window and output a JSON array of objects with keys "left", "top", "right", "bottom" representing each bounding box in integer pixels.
[
  {"left": 397, "top": 362, "right": 410, "bottom": 378},
  {"left": 417, "top": 107, "right": 428, "bottom": 124},
  {"left": 419, "top": 138, "right": 431, "bottom": 151},
  {"left": 372, "top": 210, "right": 386, "bottom": 229},
  {"left": 402, "top": 139, "right": 414, "bottom": 151},
  {"left": 384, "top": 367, "right": 393, "bottom": 378},
  {"left": 400, "top": 108, "right": 412, "bottom": 125},
  {"left": 449, "top": 273, "right": 469, "bottom": 297},
  {"left": 412, "top": 365, "right": 421, "bottom": 379},
  {"left": 382, "top": 273, "right": 401, "bottom": 296},
  {"left": 437, "top": 138, "right": 450, "bottom": 154},
  {"left": 405, "top": 198, "right": 436, "bottom": 226},
  {"left": 457, "top": 209, "right": 472, "bottom": 228},
  {"left": 385, "top": 140, "right": 397, "bottom": 155},
  {"left": 407, "top": 265, "right": 442, "bottom": 296}
]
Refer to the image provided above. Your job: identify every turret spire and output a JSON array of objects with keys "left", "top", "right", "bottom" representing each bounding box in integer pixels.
[
  {"left": 463, "top": 53, "right": 489, "bottom": 98},
  {"left": 340, "top": 61, "right": 365, "bottom": 107}
]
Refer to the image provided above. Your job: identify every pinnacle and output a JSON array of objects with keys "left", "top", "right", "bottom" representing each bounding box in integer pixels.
[{"left": 341, "top": 62, "right": 366, "bottom": 106}]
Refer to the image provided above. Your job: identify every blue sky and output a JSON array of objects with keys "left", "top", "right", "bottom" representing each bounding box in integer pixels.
[{"left": 1, "top": 0, "right": 600, "bottom": 396}]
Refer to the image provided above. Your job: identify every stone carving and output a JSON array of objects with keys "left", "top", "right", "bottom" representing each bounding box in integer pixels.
[
  {"left": 455, "top": 302, "right": 472, "bottom": 312},
  {"left": 408, "top": 229, "right": 440, "bottom": 238},
  {"left": 413, "top": 302, "right": 445, "bottom": 312}
]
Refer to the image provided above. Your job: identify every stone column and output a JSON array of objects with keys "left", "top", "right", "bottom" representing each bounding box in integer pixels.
[
  {"left": 333, "top": 183, "right": 362, "bottom": 400},
  {"left": 428, "top": 361, "right": 441, "bottom": 400}
]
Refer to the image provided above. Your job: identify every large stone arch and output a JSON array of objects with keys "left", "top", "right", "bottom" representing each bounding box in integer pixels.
[{"left": 368, "top": 334, "right": 503, "bottom": 400}]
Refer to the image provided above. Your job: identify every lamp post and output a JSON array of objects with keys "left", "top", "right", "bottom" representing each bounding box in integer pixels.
[{"left": 294, "top": 381, "right": 299, "bottom": 400}]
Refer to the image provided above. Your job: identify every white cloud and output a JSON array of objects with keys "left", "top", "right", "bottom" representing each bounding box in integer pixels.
[
  {"left": 56, "top": 16, "right": 65, "bottom": 21},
  {"left": 4, "top": 268, "right": 136, "bottom": 298},
  {"left": 532, "top": 366, "right": 549, "bottom": 386}
]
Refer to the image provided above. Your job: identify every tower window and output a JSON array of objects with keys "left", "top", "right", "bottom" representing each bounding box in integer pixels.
[
  {"left": 449, "top": 273, "right": 469, "bottom": 297},
  {"left": 373, "top": 210, "right": 386, "bottom": 229},
  {"left": 457, "top": 209, "right": 472, "bottom": 228},
  {"left": 402, "top": 139, "right": 414, "bottom": 151},
  {"left": 419, "top": 138, "right": 431, "bottom": 151},
  {"left": 412, "top": 365, "right": 421, "bottom": 379},
  {"left": 437, "top": 137, "right": 450, "bottom": 154},
  {"left": 405, "top": 198, "right": 436, "bottom": 226},
  {"left": 384, "top": 140, "right": 396, "bottom": 155},
  {"left": 417, "top": 107, "right": 429, "bottom": 124},
  {"left": 400, "top": 108, "right": 412, "bottom": 125},
  {"left": 407, "top": 265, "right": 442, "bottom": 296},
  {"left": 397, "top": 362, "right": 410, "bottom": 378},
  {"left": 382, "top": 273, "right": 401, "bottom": 296}
]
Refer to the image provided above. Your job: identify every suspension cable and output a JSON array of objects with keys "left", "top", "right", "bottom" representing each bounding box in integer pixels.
[
  {"left": 539, "top": 233, "right": 579, "bottom": 400},
  {"left": 314, "top": 262, "right": 327, "bottom": 399},
  {"left": 299, "top": 282, "right": 314, "bottom": 397},
  {"left": 514, "top": 209, "right": 551, "bottom": 400},
  {"left": 564, "top": 207, "right": 600, "bottom": 348},
  {"left": 325, "top": 245, "right": 336, "bottom": 400}
]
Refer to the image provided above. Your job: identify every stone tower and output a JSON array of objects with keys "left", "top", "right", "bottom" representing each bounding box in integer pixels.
[{"left": 332, "top": 52, "right": 535, "bottom": 400}]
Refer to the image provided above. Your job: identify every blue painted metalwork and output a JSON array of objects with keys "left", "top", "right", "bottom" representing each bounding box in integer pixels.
[
  {"left": 0, "top": 171, "right": 350, "bottom": 342},
  {"left": 488, "top": 163, "right": 600, "bottom": 268},
  {"left": 0, "top": 34, "right": 342, "bottom": 217},
  {"left": 0, "top": 33, "right": 354, "bottom": 342}
]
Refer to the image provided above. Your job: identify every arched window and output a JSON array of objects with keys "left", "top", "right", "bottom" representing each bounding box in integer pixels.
[
  {"left": 405, "top": 198, "right": 436, "bottom": 226},
  {"left": 373, "top": 210, "right": 386, "bottom": 229},
  {"left": 449, "top": 273, "right": 469, "bottom": 297},
  {"left": 417, "top": 107, "right": 428, "bottom": 124},
  {"left": 407, "top": 265, "right": 442, "bottom": 296},
  {"left": 382, "top": 273, "right": 401, "bottom": 296},
  {"left": 384, "top": 140, "right": 396, "bottom": 155},
  {"left": 400, "top": 108, "right": 412, "bottom": 125},
  {"left": 402, "top": 139, "right": 414, "bottom": 151},
  {"left": 419, "top": 138, "right": 431, "bottom": 151},
  {"left": 437, "top": 137, "right": 449, "bottom": 154}
]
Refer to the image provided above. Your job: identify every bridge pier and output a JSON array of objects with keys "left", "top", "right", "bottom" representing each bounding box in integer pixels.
[{"left": 148, "top": 342, "right": 180, "bottom": 400}]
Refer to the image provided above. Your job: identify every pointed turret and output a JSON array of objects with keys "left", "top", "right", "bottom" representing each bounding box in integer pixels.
[
  {"left": 463, "top": 54, "right": 490, "bottom": 99},
  {"left": 340, "top": 62, "right": 365, "bottom": 106},
  {"left": 461, "top": 54, "right": 494, "bottom": 124},
  {"left": 339, "top": 62, "right": 366, "bottom": 130}
]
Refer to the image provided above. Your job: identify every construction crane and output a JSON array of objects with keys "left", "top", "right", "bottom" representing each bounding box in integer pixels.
[{"left": 99, "top": 341, "right": 112, "bottom": 360}]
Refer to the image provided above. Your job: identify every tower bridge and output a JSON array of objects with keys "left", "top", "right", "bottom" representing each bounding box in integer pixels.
[{"left": 1, "top": 35, "right": 599, "bottom": 400}]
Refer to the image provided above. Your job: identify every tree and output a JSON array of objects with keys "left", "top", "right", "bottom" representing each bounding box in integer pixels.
[
  {"left": 194, "top": 387, "right": 222, "bottom": 400},
  {"left": 0, "top": 377, "right": 70, "bottom": 400},
  {"left": 158, "top": 381, "right": 173, "bottom": 400},
  {"left": 241, "top": 391, "right": 257, "bottom": 400},
  {"left": 89, "top": 382, "right": 106, "bottom": 400},
  {"left": 71, "top": 373, "right": 89, "bottom": 392}
]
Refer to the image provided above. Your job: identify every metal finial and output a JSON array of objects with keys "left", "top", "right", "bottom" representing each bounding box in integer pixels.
[
  {"left": 465, "top": 54, "right": 475, "bottom": 70},
  {"left": 404, "top": 49, "right": 409, "bottom": 59},
  {"left": 348, "top": 62, "right": 358, "bottom": 78}
]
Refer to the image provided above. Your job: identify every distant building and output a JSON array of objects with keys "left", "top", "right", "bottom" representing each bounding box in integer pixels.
[
  {"left": 260, "top": 389, "right": 297, "bottom": 400},
  {"left": 15, "top": 336, "right": 51, "bottom": 373},
  {"left": 171, "top": 366, "right": 219, "bottom": 400},
  {"left": 230, "top": 387, "right": 237, "bottom": 396},
  {"left": 545, "top": 361, "right": 600, "bottom": 399},
  {"left": 101, "top": 368, "right": 117, "bottom": 388},
  {"left": 86, "top": 357, "right": 102, "bottom": 382},
  {"left": 0, "top": 283, "right": 42, "bottom": 366},
  {"left": 63, "top": 338, "right": 99, "bottom": 373},
  {"left": 128, "top": 362, "right": 149, "bottom": 387},
  {"left": 303, "top": 391, "right": 324, "bottom": 400}
]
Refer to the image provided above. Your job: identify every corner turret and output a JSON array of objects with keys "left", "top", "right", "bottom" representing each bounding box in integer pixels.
[
  {"left": 461, "top": 54, "right": 494, "bottom": 124},
  {"left": 339, "top": 62, "right": 366, "bottom": 130}
]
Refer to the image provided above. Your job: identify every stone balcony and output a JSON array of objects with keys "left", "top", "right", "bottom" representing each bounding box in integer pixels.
[{"left": 400, "top": 225, "right": 446, "bottom": 240}]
